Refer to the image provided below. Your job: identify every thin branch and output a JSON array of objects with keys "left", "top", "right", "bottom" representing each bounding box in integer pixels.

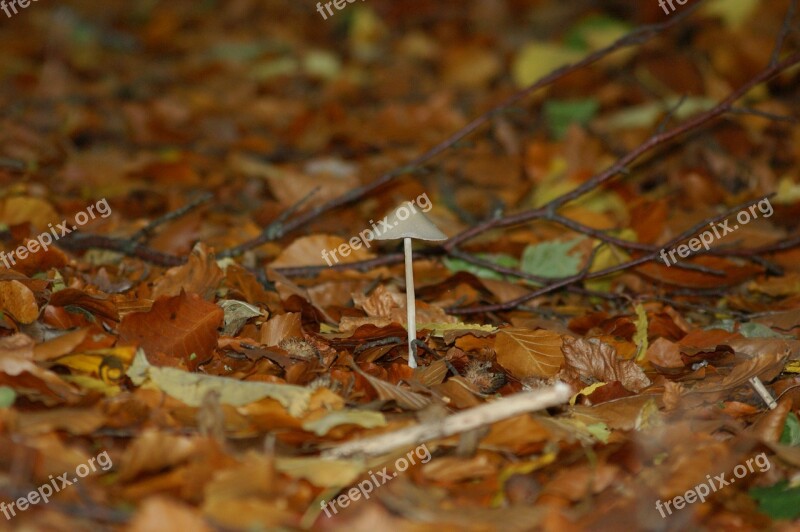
[
  {"left": 771, "top": 0, "right": 798, "bottom": 66},
  {"left": 219, "top": 5, "right": 704, "bottom": 254},
  {"left": 129, "top": 192, "right": 213, "bottom": 244},
  {"left": 449, "top": 196, "right": 777, "bottom": 315},
  {"left": 444, "top": 52, "right": 800, "bottom": 251},
  {"left": 322, "top": 383, "right": 571, "bottom": 459}
]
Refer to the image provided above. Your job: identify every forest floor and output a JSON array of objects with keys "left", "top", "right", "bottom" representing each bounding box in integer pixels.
[{"left": 1, "top": 0, "right": 800, "bottom": 530}]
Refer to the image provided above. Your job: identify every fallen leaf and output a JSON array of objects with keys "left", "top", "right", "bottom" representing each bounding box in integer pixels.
[
  {"left": 151, "top": 242, "right": 223, "bottom": 300},
  {"left": 119, "top": 291, "right": 223, "bottom": 369},
  {"left": 559, "top": 337, "right": 651, "bottom": 392},
  {"left": 0, "top": 280, "right": 38, "bottom": 323},
  {"left": 495, "top": 328, "right": 564, "bottom": 379},
  {"left": 127, "top": 349, "right": 313, "bottom": 416}
]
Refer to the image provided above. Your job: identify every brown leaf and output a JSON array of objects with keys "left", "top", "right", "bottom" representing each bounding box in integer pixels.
[
  {"left": 646, "top": 337, "right": 684, "bottom": 369},
  {"left": 151, "top": 242, "right": 223, "bottom": 300},
  {"left": 726, "top": 337, "right": 800, "bottom": 360},
  {"left": 495, "top": 328, "right": 564, "bottom": 379},
  {"left": 117, "top": 429, "right": 196, "bottom": 481},
  {"left": 420, "top": 454, "right": 496, "bottom": 483},
  {"left": 560, "top": 337, "right": 651, "bottom": 392},
  {"left": 0, "top": 334, "right": 81, "bottom": 405},
  {"left": 119, "top": 291, "right": 223, "bottom": 370},
  {"left": 687, "top": 351, "right": 788, "bottom": 394},
  {"left": 748, "top": 398, "right": 792, "bottom": 443},
  {"left": 48, "top": 288, "right": 119, "bottom": 322},
  {"left": 271, "top": 234, "right": 373, "bottom": 267},
  {"left": 129, "top": 497, "right": 212, "bottom": 532},
  {"left": 570, "top": 395, "right": 655, "bottom": 430},
  {"left": 0, "top": 280, "right": 38, "bottom": 323},
  {"left": 352, "top": 284, "right": 404, "bottom": 318},
  {"left": 542, "top": 462, "right": 620, "bottom": 501},
  {"left": 352, "top": 362, "right": 433, "bottom": 410},
  {"left": 260, "top": 312, "right": 302, "bottom": 347},
  {"left": 33, "top": 328, "right": 90, "bottom": 361}
]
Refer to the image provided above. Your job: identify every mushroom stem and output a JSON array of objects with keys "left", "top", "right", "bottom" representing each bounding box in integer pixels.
[{"left": 403, "top": 237, "right": 417, "bottom": 368}]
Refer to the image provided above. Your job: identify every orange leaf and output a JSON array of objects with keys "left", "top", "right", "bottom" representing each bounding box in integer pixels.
[
  {"left": 151, "top": 242, "right": 223, "bottom": 300},
  {"left": 495, "top": 328, "right": 564, "bottom": 379},
  {"left": 119, "top": 291, "right": 223, "bottom": 369},
  {"left": 0, "top": 280, "right": 39, "bottom": 323}
]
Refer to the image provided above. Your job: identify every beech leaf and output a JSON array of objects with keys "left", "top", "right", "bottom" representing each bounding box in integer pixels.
[{"left": 495, "top": 328, "right": 564, "bottom": 379}]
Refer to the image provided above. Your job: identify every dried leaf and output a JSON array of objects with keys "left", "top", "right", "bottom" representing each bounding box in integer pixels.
[
  {"left": 495, "top": 328, "right": 564, "bottom": 379},
  {"left": 119, "top": 291, "right": 223, "bottom": 369},
  {"left": 352, "top": 362, "right": 433, "bottom": 410},
  {"left": 560, "top": 337, "right": 651, "bottom": 392},
  {"left": 127, "top": 349, "right": 313, "bottom": 416},
  {"left": 260, "top": 312, "right": 302, "bottom": 347},
  {"left": 151, "top": 242, "right": 224, "bottom": 300},
  {"left": 302, "top": 410, "right": 387, "bottom": 436},
  {"left": 0, "top": 280, "right": 38, "bottom": 323}
]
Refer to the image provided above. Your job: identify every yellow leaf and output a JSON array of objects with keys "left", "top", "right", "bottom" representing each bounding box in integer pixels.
[
  {"left": 784, "top": 361, "right": 800, "bottom": 374},
  {"left": 420, "top": 322, "right": 497, "bottom": 337},
  {"left": 54, "top": 347, "right": 135, "bottom": 384},
  {"left": 512, "top": 42, "right": 583, "bottom": 88},
  {"left": 302, "top": 410, "right": 387, "bottom": 436},
  {"left": 275, "top": 457, "right": 365, "bottom": 488},
  {"left": 703, "top": 0, "right": 760, "bottom": 29},
  {"left": 776, "top": 176, "right": 800, "bottom": 205},
  {"left": 569, "top": 382, "right": 607, "bottom": 405}
]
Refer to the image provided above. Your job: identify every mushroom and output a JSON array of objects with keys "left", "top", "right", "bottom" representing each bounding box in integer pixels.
[{"left": 375, "top": 203, "right": 447, "bottom": 368}]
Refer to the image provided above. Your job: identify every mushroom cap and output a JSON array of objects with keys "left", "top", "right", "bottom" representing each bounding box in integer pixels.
[{"left": 373, "top": 204, "right": 447, "bottom": 241}]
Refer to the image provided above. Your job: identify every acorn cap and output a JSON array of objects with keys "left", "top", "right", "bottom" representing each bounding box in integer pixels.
[{"left": 373, "top": 205, "right": 447, "bottom": 241}]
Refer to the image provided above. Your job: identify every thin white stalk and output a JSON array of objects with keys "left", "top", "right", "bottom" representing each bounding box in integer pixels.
[
  {"left": 749, "top": 376, "right": 778, "bottom": 409},
  {"left": 404, "top": 237, "right": 417, "bottom": 368},
  {"left": 322, "top": 382, "right": 572, "bottom": 458}
]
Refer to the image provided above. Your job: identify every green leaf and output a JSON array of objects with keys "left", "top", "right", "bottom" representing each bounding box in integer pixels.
[
  {"left": 520, "top": 238, "right": 584, "bottom": 281},
  {"left": 586, "top": 422, "right": 611, "bottom": 443},
  {"left": 780, "top": 412, "right": 800, "bottom": 446},
  {"left": 544, "top": 99, "right": 599, "bottom": 140},
  {"left": 0, "top": 386, "right": 16, "bottom": 408},
  {"left": 708, "top": 320, "right": 791, "bottom": 339},
  {"left": 443, "top": 253, "right": 519, "bottom": 281},
  {"left": 750, "top": 481, "right": 800, "bottom": 520}
]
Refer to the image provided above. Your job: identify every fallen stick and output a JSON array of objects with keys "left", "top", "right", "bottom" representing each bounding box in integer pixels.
[{"left": 322, "top": 382, "right": 572, "bottom": 459}]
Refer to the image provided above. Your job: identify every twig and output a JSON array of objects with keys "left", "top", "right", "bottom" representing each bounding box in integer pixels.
[
  {"left": 218, "top": 187, "right": 320, "bottom": 259},
  {"left": 449, "top": 196, "right": 777, "bottom": 314},
  {"left": 129, "top": 193, "right": 213, "bottom": 243},
  {"left": 220, "top": 5, "right": 704, "bottom": 251},
  {"left": 771, "top": 0, "right": 798, "bottom": 66},
  {"left": 321, "top": 383, "right": 571, "bottom": 458}
]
